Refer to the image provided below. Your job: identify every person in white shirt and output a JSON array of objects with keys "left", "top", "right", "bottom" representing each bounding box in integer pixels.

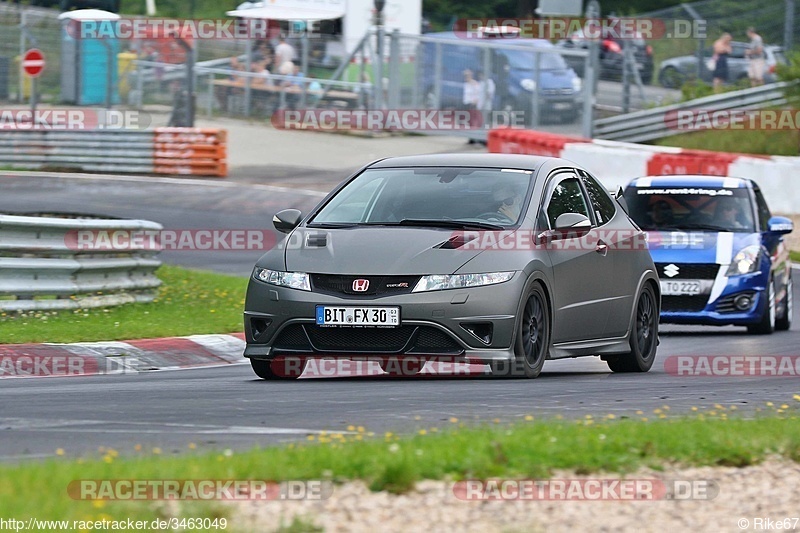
[
  {"left": 462, "top": 69, "right": 480, "bottom": 110},
  {"left": 275, "top": 37, "right": 297, "bottom": 67},
  {"left": 746, "top": 27, "right": 766, "bottom": 87}
]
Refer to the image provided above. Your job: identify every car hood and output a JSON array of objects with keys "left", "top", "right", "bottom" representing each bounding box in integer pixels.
[
  {"left": 284, "top": 227, "right": 488, "bottom": 275},
  {"left": 646, "top": 231, "right": 761, "bottom": 264}
]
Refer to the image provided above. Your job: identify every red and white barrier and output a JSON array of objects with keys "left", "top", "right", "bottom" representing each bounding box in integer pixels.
[{"left": 488, "top": 128, "right": 799, "bottom": 214}]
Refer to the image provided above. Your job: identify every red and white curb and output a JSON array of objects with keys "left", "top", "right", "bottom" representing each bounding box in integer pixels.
[
  {"left": 487, "top": 128, "right": 799, "bottom": 214},
  {"left": 0, "top": 333, "right": 246, "bottom": 379}
]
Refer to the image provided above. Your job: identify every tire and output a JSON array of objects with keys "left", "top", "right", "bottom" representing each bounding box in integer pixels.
[
  {"left": 748, "top": 279, "right": 776, "bottom": 335},
  {"left": 606, "top": 283, "right": 659, "bottom": 373},
  {"left": 250, "top": 357, "right": 306, "bottom": 380},
  {"left": 491, "top": 282, "right": 549, "bottom": 379},
  {"left": 776, "top": 275, "right": 792, "bottom": 331},
  {"left": 659, "top": 66, "right": 685, "bottom": 89}
]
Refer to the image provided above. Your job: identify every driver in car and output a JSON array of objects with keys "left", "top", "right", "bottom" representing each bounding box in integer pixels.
[{"left": 493, "top": 184, "right": 524, "bottom": 221}]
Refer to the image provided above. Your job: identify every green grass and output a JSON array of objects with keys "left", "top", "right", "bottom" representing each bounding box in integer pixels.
[
  {"left": 654, "top": 128, "right": 800, "bottom": 156},
  {"left": 0, "top": 265, "right": 246, "bottom": 344},
  {"left": 791, "top": 251, "right": 800, "bottom": 263},
  {"left": 2, "top": 413, "right": 799, "bottom": 524}
]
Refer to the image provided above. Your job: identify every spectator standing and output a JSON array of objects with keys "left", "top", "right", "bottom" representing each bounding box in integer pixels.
[
  {"left": 462, "top": 69, "right": 480, "bottom": 110},
  {"left": 746, "top": 27, "right": 766, "bottom": 87},
  {"left": 711, "top": 32, "right": 732, "bottom": 93},
  {"left": 275, "top": 37, "right": 297, "bottom": 67}
]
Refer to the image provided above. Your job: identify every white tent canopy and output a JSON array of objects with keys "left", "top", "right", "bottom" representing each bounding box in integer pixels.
[
  {"left": 226, "top": 0, "right": 345, "bottom": 21},
  {"left": 57, "top": 9, "right": 121, "bottom": 20}
]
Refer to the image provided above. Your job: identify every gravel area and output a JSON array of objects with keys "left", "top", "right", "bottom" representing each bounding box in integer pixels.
[{"left": 228, "top": 459, "right": 800, "bottom": 532}]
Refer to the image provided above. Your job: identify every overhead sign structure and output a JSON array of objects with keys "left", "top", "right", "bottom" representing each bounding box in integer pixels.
[{"left": 22, "top": 49, "right": 45, "bottom": 78}]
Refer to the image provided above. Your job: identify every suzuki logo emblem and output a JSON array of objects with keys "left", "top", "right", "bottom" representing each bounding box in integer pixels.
[
  {"left": 352, "top": 279, "right": 370, "bottom": 292},
  {"left": 664, "top": 264, "right": 680, "bottom": 278}
]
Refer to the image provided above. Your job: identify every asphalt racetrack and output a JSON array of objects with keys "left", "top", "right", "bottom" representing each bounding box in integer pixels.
[{"left": 0, "top": 172, "right": 797, "bottom": 460}]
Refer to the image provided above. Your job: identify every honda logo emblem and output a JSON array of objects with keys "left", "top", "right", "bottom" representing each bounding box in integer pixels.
[{"left": 352, "top": 279, "right": 370, "bottom": 292}]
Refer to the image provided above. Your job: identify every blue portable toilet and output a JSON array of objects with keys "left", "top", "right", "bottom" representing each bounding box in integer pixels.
[{"left": 60, "top": 17, "right": 120, "bottom": 105}]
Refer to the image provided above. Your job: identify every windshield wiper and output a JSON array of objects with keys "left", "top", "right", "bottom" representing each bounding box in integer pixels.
[{"left": 394, "top": 219, "right": 506, "bottom": 231}]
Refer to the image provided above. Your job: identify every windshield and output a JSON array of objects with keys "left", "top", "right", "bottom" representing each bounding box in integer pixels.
[
  {"left": 503, "top": 49, "right": 568, "bottom": 70},
  {"left": 310, "top": 167, "right": 533, "bottom": 228},
  {"left": 624, "top": 186, "right": 756, "bottom": 233}
]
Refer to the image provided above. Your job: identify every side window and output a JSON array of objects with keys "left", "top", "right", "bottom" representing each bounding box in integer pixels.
[
  {"left": 753, "top": 188, "right": 772, "bottom": 230},
  {"left": 579, "top": 170, "right": 617, "bottom": 225},
  {"left": 546, "top": 176, "right": 591, "bottom": 228}
]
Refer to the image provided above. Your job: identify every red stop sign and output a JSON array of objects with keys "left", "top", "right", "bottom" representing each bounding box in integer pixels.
[{"left": 22, "top": 49, "right": 45, "bottom": 78}]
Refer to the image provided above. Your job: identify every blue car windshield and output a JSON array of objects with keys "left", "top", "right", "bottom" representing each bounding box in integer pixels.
[
  {"left": 624, "top": 187, "right": 756, "bottom": 233},
  {"left": 309, "top": 167, "right": 533, "bottom": 227},
  {"left": 503, "top": 50, "right": 568, "bottom": 70}
]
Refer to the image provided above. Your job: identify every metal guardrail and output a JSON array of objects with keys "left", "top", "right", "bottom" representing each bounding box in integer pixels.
[
  {"left": 0, "top": 214, "right": 163, "bottom": 312},
  {"left": 593, "top": 82, "right": 793, "bottom": 143},
  {"left": 0, "top": 128, "right": 227, "bottom": 176}
]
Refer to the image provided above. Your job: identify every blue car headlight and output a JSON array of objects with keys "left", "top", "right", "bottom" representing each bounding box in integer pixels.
[
  {"left": 254, "top": 268, "right": 311, "bottom": 291},
  {"left": 412, "top": 272, "right": 515, "bottom": 293},
  {"left": 726, "top": 245, "right": 761, "bottom": 276}
]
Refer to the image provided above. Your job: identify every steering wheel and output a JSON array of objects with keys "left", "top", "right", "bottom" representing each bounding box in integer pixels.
[{"left": 474, "top": 212, "right": 513, "bottom": 224}]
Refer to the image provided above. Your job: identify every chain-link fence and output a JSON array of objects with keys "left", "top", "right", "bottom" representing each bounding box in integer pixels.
[{"left": 0, "top": 4, "right": 62, "bottom": 104}]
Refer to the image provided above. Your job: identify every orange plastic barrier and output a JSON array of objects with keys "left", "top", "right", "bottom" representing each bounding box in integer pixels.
[
  {"left": 151, "top": 128, "right": 227, "bottom": 177},
  {"left": 488, "top": 128, "right": 591, "bottom": 157}
]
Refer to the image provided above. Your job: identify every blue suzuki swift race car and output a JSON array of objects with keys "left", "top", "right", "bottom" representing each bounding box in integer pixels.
[{"left": 623, "top": 175, "right": 793, "bottom": 333}]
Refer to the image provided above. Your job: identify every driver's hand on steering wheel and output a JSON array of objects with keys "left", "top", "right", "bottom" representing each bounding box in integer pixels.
[{"left": 498, "top": 194, "right": 522, "bottom": 221}]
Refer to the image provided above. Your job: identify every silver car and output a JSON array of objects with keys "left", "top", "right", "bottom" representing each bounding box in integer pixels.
[
  {"left": 244, "top": 154, "right": 660, "bottom": 379},
  {"left": 658, "top": 42, "right": 786, "bottom": 88}
]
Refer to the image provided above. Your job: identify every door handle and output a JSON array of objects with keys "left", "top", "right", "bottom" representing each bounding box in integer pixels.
[{"left": 596, "top": 240, "right": 608, "bottom": 256}]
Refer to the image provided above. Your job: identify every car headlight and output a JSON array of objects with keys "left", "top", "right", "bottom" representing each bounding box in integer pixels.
[
  {"left": 412, "top": 272, "right": 515, "bottom": 293},
  {"left": 520, "top": 78, "right": 536, "bottom": 92},
  {"left": 571, "top": 77, "right": 582, "bottom": 92},
  {"left": 726, "top": 245, "right": 761, "bottom": 276},
  {"left": 253, "top": 267, "right": 311, "bottom": 291}
]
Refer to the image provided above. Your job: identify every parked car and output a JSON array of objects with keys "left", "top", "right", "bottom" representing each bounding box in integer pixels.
[
  {"left": 244, "top": 154, "right": 661, "bottom": 380},
  {"left": 555, "top": 27, "right": 654, "bottom": 85},
  {"left": 658, "top": 43, "right": 787, "bottom": 88},
  {"left": 623, "top": 175, "right": 793, "bottom": 333},
  {"left": 418, "top": 31, "right": 583, "bottom": 124}
]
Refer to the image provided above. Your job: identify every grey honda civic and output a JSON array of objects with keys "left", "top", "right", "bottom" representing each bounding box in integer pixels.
[{"left": 244, "top": 154, "right": 660, "bottom": 379}]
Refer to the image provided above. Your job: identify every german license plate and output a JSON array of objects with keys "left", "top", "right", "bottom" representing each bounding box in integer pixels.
[
  {"left": 660, "top": 280, "right": 702, "bottom": 296},
  {"left": 315, "top": 306, "right": 400, "bottom": 327},
  {"left": 553, "top": 103, "right": 572, "bottom": 110}
]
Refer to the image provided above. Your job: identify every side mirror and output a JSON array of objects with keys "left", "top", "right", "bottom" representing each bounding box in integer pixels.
[
  {"left": 273, "top": 209, "right": 303, "bottom": 234},
  {"left": 537, "top": 213, "right": 591, "bottom": 243},
  {"left": 554, "top": 213, "right": 591, "bottom": 231},
  {"left": 767, "top": 216, "right": 793, "bottom": 235}
]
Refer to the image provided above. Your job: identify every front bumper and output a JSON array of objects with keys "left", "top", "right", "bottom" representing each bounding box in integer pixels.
[
  {"left": 243, "top": 272, "right": 528, "bottom": 363},
  {"left": 660, "top": 272, "right": 767, "bottom": 326}
]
